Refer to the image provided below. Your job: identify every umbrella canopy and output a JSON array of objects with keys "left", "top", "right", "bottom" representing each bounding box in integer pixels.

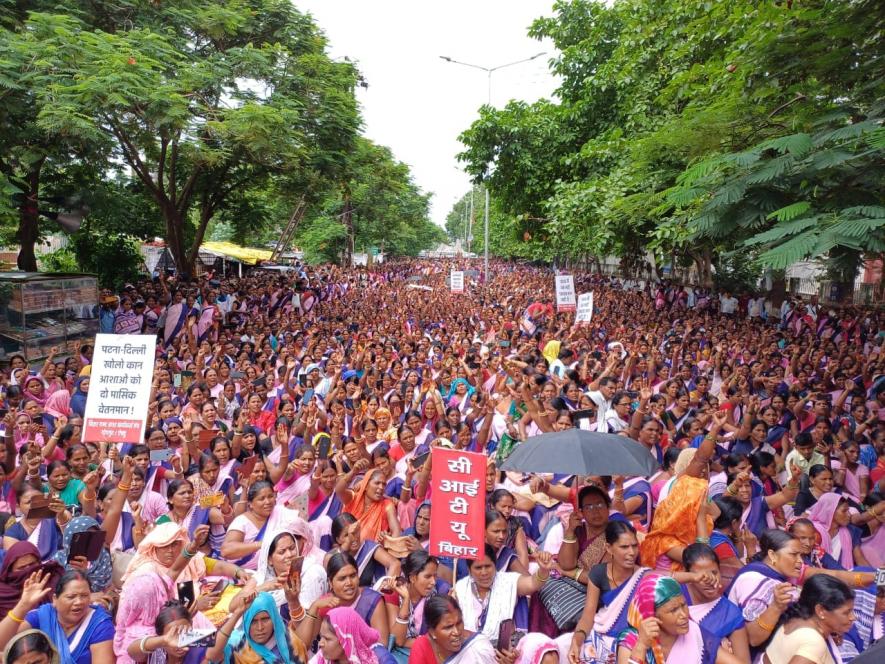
[{"left": 499, "top": 429, "right": 660, "bottom": 477}]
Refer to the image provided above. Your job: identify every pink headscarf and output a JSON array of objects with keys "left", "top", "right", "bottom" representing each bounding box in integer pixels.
[
  {"left": 318, "top": 607, "right": 380, "bottom": 664},
  {"left": 44, "top": 390, "right": 72, "bottom": 419},
  {"left": 516, "top": 632, "right": 560, "bottom": 664},
  {"left": 113, "top": 571, "right": 173, "bottom": 663},
  {"left": 120, "top": 522, "right": 206, "bottom": 583},
  {"left": 806, "top": 493, "right": 855, "bottom": 569}
]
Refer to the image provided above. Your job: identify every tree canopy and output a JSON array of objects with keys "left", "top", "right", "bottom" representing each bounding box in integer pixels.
[
  {"left": 0, "top": 0, "right": 439, "bottom": 274},
  {"left": 454, "top": 0, "right": 884, "bottom": 285}
]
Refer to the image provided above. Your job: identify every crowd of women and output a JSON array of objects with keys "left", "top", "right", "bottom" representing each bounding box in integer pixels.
[{"left": 0, "top": 258, "right": 883, "bottom": 664}]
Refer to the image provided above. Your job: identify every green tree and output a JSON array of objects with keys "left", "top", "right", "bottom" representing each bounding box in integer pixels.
[
  {"left": 456, "top": 0, "right": 884, "bottom": 286},
  {"left": 4, "top": 1, "right": 361, "bottom": 274},
  {"left": 296, "top": 138, "right": 444, "bottom": 264}
]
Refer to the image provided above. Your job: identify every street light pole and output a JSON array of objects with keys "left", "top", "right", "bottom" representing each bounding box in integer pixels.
[{"left": 440, "top": 52, "right": 545, "bottom": 284}]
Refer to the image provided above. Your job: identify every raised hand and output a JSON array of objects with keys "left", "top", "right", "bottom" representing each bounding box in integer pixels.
[{"left": 18, "top": 571, "right": 53, "bottom": 610}]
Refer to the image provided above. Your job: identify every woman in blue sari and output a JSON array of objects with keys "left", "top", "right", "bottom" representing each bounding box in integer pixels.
[
  {"left": 0, "top": 569, "right": 114, "bottom": 664},
  {"left": 404, "top": 502, "right": 453, "bottom": 583},
  {"left": 208, "top": 590, "right": 307, "bottom": 664},
  {"left": 680, "top": 544, "right": 749, "bottom": 663},
  {"left": 388, "top": 550, "right": 451, "bottom": 663},
  {"left": 326, "top": 513, "right": 401, "bottom": 586},
  {"left": 3, "top": 489, "right": 64, "bottom": 562}
]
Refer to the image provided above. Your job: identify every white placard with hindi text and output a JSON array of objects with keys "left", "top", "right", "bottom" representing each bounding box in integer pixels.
[
  {"left": 83, "top": 334, "right": 157, "bottom": 444},
  {"left": 450, "top": 270, "right": 465, "bottom": 294},
  {"left": 575, "top": 291, "right": 594, "bottom": 325},
  {"left": 555, "top": 275, "right": 576, "bottom": 312}
]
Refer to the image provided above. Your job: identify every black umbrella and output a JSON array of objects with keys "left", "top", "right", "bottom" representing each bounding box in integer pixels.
[{"left": 499, "top": 429, "right": 660, "bottom": 477}]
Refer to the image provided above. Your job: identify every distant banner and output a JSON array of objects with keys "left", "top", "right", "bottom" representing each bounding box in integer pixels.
[
  {"left": 429, "top": 448, "right": 486, "bottom": 560},
  {"left": 450, "top": 270, "right": 465, "bottom": 294},
  {"left": 555, "top": 274, "right": 576, "bottom": 312},
  {"left": 575, "top": 291, "right": 594, "bottom": 325},
  {"left": 83, "top": 334, "right": 156, "bottom": 443}
]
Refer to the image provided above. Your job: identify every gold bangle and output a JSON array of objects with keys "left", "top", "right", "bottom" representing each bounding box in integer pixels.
[
  {"left": 853, "top": 573, "right": 863, "bottom": 587},
  {"left": 756, "top": 616, "right": 776, "bottom": 632},
  {"left": 7, "top": 610, "right": 24, "bottom": 624},
  {"left": 117, "top": 483, "right": 132, "bottom": 492},
  {"left": 573, "top": 568, "right": 583, "bottom": 582},
  {"left": 561, "top": 536, "right": 578, "bottom": 544},
  {"left": 534, "top": 571, "right": 550, "bottom": 583},
  {"left": 82, "top": 492, "right": 96, "bottom": 501}
]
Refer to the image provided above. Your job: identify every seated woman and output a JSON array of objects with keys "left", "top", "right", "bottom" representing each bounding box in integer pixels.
[
  {"left": 709, "top": 496, "right": 756, "bottom": 584},
  {"left": 0, "top": 569, "right": 114, "bottom": 664},
  {"left": 615, "top": 573, "right": 740, "bottom": 664},
  {"left": 489, "top": 489, "right": 530, "bottom": 567},
  {"left": 540, "top": 485, "right": 612, "bottom": 631},
  {"left": 156, "top": 479, "right": 229, "bottom": 557},
  {"left": 0, "top": 542, "right": 63, "bottom": 619},
  {"left": 455, "top": 544, "right": 554, "bottom": 647},
  {"left": 789, "top": 518, "right": 844, "bottom": 570},
  {"left": 4, "top": 487, "right": 72, "bottom": 561},
  {"left": 408, "top": 595, "right": 497, "bottom": 663},
  {"left": 115, "top": 525, "right": 245, "bottom": 663},
  {"left": 568, "top": 521, "right": 648, "bottom": 664},
  {"left": 325, "top": 513, "right": 401, "bottom": 586},
  {"left": 764, "top": 574, "right": 855, "bottom": 664},
  {"left": 209, "top": 590, "right": 308, "bottom": 664},
  {"left": 805, "top": 493, "right": 868, "bottom": 568},
  {"left": 403, "top": 503, "right": 454, "bottom": 584},
  {"left": 3, "top": 628, "right": 61, "bottom": 664},
  {"left": 723, "top": 467, "right": 799, "bottom": 537},
  {"left": 455, "top": 509, "right": 529, "bottom": 579},
  {"left": 127, "top": 600, "right": 211, "bottom": 663},
  {"left": 293, "top": 552, "right": 390, "bottom": 650},
  {"left": 726, "top": 529, "right": 877, "bottom": 651},
  {"left": 387, "top": 550, "right": 451, "bottom": 661},
  {"left": 336, "top": 467, "right": 401, "bottom": 542},
  {"left": 100, "top": 458, "right": 168, "bottom": 554},
  {"left": 680, "top": 544, "right": 750, "bottom": 663},
  {"left": 255, "top": 522, "right": 328, "bottom": 616},
  {"left": 222, "top": 480, "right": 300, "bottom": 570},
  {"left": 52, "top": 516, "right": 113, "bottom": 609},
  {"left": 317, "top": 606, "right": 397, "bottom": 664}
]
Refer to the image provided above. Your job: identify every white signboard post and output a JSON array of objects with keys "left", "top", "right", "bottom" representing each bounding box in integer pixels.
[
  {"left": 83, "top": 334, "right": 157, "bottom": 444},
  {"left": 555, "top": 275, "right": 576, "bottom": 312},
  {"left": 575, "top": 292, "right": 594, "bottom": 326},
  {"left": 450, "top": 270, "right": 465, "bottom": 294}
]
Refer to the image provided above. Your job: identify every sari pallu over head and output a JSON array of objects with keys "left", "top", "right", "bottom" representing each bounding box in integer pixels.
[
  {"left": 805, "top": 493, "right": 855, "bottom": 570},
  {"left": 618, "top": 573, "right": 718, "bottom": 664},
  {"left": 53, "top": 516, "right": 113, "bottom": 592},
  {"left": 345, "top": 472, "right": 394, "bottom": 543},
  {"left": 317, "top": 606, "right": 381, "bottom": 664},
  {"left": 120, "top": 522, "right": 206, "bottom": 584},
  {"left": 113, "top": 571, "right": 173, "bottom": 663},
  {"left": 224, "top": 591, "right": 307, "bottom": 664},
  {"left": 639, "top": 475, "right": 712, "bottom": 570},
  {"left": 0, "top": 541, "right": 63, "bottom": 614}
]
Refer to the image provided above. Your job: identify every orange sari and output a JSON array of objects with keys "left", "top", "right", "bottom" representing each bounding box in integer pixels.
[
  {"left": 639, "top": 475, "right": 711, "bottom": 570},
  {"left": 345, "top": 473, "right": 393, "bottom": 542}
]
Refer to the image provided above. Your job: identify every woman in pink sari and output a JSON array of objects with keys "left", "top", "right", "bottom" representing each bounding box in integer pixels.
[{"left": 806, "top": 493, "right": 863, "bottom": 569}]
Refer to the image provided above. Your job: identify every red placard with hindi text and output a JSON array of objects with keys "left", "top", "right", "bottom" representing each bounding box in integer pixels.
[{"left": 428, "top": 448, "right": 486, "bottom": 561}]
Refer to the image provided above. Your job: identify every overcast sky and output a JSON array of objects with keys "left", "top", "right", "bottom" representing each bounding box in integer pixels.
[{"left": 297, "top": 1, "right": 560, "bottom": 226}]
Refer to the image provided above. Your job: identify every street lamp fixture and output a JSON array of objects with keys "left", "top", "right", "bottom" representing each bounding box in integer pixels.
[{"left": 441, "top": 51, "right": 546, "bottom": 282}]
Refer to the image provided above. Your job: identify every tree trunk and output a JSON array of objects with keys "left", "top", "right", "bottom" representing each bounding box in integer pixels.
[
  {"left": 768, "top": 271, "right": 787, "bottom": 308},
  {"left": 16, "top": 161, "right": 45, "bottom": 272},
  {"left": 161, "top": 202, "right": 190, "bottom": 277}
]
